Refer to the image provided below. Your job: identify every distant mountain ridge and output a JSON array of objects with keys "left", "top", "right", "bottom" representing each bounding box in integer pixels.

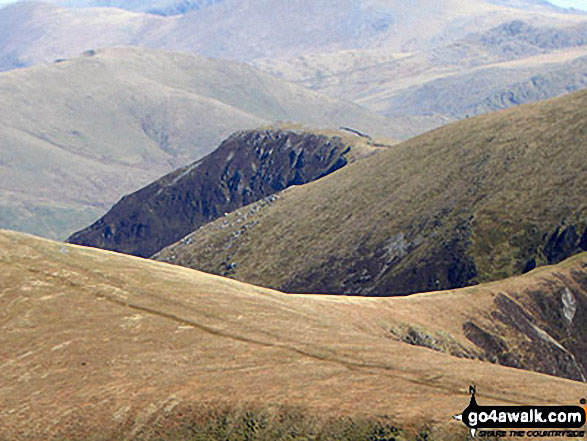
[
  {"left": 0, "top": 47, "right": 393, "bottom": 240},
  {"left": 1, "top": 0, "right": 585, "bottom": 72},
  {"left": 487, "top": 0, "right": 586, "bottom": 12},
  {"left": 35, "top": 0, "right": 587, "bottom": 15},
  {"left": 259, "top": 19, "right": 587, "bottom": 137},
  {"left": 1, "top": 1, "right": 586, "bottom": 140},
  {"left": 50, "top": 0, "right": 223, "bottom": 15},
  {"left": 478, "top": 19, "right": 587, "bottom": 53},
  {"left": 381, "top": 55, "right": 587, "bottom": 120}
]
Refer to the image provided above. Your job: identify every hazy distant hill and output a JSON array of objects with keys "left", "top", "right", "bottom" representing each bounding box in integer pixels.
[
  {"left": 1, "top": 0, "right": 585, "bottom": 71},
  {"left": 2, "top": 1, "right": 586, "bottom": 139},
  {"left": 258, "top": 20, "right": 587, "bottom": 137},
  {"left": 381, "top": 54, "right": 587, "bottom": 121},
  {"left": 67, "top": 128, "right": 387, "bottom": 257},
  {"left": 1, "top": 229, "right": 585, "bottom": 439},
  {"left": 40, "top": 0, "right": 587, "bottom": 16},
  {"left": 375, "top": 20, "right": 587, "bottom": 121},
  {"left": 0, "top": 47, "right": 393, "bottom": 239},
  {"left": 155, "top": 90, "right": 587, "bottom": 296}
]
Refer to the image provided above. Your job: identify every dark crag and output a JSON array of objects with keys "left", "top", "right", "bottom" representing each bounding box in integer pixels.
[{"left": 68, "top": 129, "right": 369, "bottom": 257}]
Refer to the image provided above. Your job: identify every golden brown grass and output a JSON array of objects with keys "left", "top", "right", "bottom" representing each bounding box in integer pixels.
[{"left": 1, "top": 230, "right": 585, "bottom": 440}]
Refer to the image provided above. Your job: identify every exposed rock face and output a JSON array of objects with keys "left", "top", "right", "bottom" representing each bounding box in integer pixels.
[
  {"left": 384, "top": 55, "right": 587, "bottom": 123},
  {"left": 68, "top": 129, "right": 366, "bottom": 257},
  {"left": 543, "top": 224, "right": 587, "bottom": 265},
  {"left": 386, "top": 255, "right": 587, "bottom": 382},
  {"left": 462, "top": 269, "right": 587, "bottom": 382},
  {"left": 479, "top": 20, "right": 587, "bottom": 56}
]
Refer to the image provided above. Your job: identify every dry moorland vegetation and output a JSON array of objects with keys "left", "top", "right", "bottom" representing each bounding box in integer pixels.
[{"left": 1, "top": 230, "right": 585, "bottom": 440}]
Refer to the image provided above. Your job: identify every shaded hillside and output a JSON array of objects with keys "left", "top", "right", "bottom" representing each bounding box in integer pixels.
[
  {"left": 0, "top": 47, "right": 392, "bottom": 240},
  {"left": 67, "top": 128, "right": 385, "bottom": 257},
  {"left": 155, "top": 90, "right": 587, "bottom": 296},
  {"left": 1, "top": 229, "right": 586, "bottom": 440}
]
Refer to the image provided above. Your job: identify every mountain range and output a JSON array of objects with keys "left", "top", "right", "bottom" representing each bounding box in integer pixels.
[
  {"left": 2, "top": 1, "right": 586, "bottom": 239},
  {"left": 1, "top": 2, "right": 587, "bottom": 439},
  {"left": 31, "top": 0, "right": 587, "bottom": 15},
  {"left": 1, "top": 0, "right": 585, "bottom": 69},
  {"left": 49, "top": 0, "right": 222, "bottom": 15},
  {"left": 257, "top": 19, "right": 587, "bottom": 135},
  {"left": 1, "top": 1, "right": 585, "bottom": 139},
  {"left": 0, "top": 47, "right": 392, "bottom": 239}
]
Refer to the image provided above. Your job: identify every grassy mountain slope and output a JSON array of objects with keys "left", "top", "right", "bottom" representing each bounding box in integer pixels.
[
  {"left": 0, "top": 47, "right": 392, "bottom": 239},
  {"left": 155, "top": 89, "right": 587, "bottom": 296},
  {"left": 67, "top": 128, "right": 389, "bottom": 258},
  {"left": 1, "top": 229, "right": 586, "bottom": 440}
]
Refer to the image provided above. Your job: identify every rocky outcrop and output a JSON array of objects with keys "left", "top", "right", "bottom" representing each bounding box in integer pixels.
[
  {"left": 386, "top": 255, "right": 587, "bottom": 382},
  {"left": 510, "top": 223, "right": 587, "bottom": 275},
  {"left": 479, "top": 20, "right": 587, "bottom": 56},
  {"left": 385, "top": 56, "right": 587, "bottom": 122},
  {"left": 68, "top": 129, "right": 370, "bottom": 257},
  {"left": 462, "top": 271, "right": 587, "bottom": 382}
]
